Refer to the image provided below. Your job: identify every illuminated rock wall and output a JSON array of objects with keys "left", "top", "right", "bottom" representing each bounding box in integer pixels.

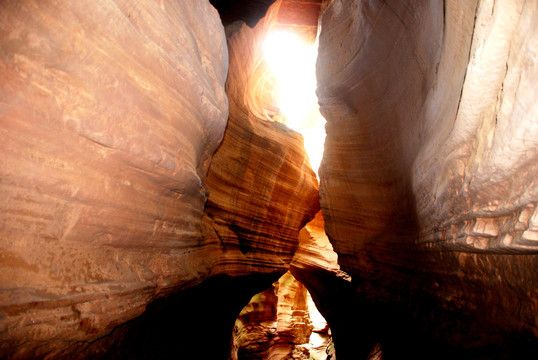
[
  {"left": 203, "top": 0, "right": 319, "bottom": 278},
  {"left": 0, "top": 0, "right": 319, "bottom": 358},
  {"left": 0, "top": 1, "right": 228, "bottom": 357},
  {"left": 317, "top": 0, "right": 538, "bottom": 357},
  {"left": 231, "top": 272, "right": 313, "bottom": 360}
]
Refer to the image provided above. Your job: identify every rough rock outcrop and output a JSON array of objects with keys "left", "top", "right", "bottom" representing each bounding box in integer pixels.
[
  {"left": 231, "top": 280, "right": 280, "bottom": 359},
  {"left": 230, "top": 213, "right": 341, "bottom": 360},
  {"left": 0, "top": 0, "right": 319, "bottom": 358},
  {"left": 317, "top": 0, "right": 537, "bottom": 357}
]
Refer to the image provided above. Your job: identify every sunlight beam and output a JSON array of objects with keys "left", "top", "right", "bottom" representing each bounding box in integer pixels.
[{"left": 263, "top": 30, "right": 326, "bottom": 176}]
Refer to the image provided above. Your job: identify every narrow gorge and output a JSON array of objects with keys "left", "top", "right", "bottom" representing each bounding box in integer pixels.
[{"left": 0, "top": 1, "right": 536, "bottom": 359}]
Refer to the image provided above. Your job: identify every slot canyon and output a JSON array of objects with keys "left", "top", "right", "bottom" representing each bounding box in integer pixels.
[{"left": 0, "top": 0, "right": 537, "bottom": 359}]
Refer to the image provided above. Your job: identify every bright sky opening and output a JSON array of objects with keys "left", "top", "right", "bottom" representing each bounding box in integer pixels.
[{"left": 263, "top": 30, "right": 326, "bottom": 177}]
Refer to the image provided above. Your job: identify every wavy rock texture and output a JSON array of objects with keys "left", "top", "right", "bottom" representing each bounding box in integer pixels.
[
  {"left": 231, "top": 272, "right": 313, "bottom": 360},
  {"left": 231, "top": 281, "right": 280, "bottom": 359},
  {"left": 0, "top": 0, "right": 320, "bottom": 358},
  {"left": 230, "top": 214, "right": 341, "bottom": 360},
  {"left": 317, "top": 0, "right": 538, "bottom": 357},
  {"left": 291, "top": 212, "right": 344, "bottom": 278},
  {"left": 203, "top": 0, "right": 320, "bottom": 278}
]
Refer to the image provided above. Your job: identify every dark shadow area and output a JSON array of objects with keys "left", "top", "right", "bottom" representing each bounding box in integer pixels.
[
  {"left": 291, "top": 266, "right": 379, "bottom": 359},
  {"left": 209, "top": 0, "right": 276, "bottom": 27},
  {"left": 291, "top": 265, "right": 537, "bottom": 360},
  {"left": 92, "top": 273, "right": 282, "bottom": 359}
]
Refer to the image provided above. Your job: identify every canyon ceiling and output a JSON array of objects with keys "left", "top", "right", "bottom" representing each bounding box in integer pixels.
[{"left": 0, "top": 0, "right": 536, "bottom": 359}]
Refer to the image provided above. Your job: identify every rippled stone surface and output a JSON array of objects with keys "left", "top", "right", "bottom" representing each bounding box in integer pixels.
[{"left": 3, "top": 0, "right": 535, "bottom": 358}]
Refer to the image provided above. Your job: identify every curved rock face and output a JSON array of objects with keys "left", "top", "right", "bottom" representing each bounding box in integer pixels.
[
  {"left": 290, "top": 212, "right": 358, "bottom": 358},
  {"left": 3, "top": 0, "right": 535, "bottom": 358},
  {"left": 317, "top": 0, "right": 537, "bottom": 357},
  {"left": 0, "top": 1, "right": 228, "bottom": 357},
  {"left": 0, "top": 0, "right": 320, "bottom": 358}
]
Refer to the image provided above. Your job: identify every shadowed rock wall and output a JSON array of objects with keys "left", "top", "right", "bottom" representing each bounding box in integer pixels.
[
  {"left": 2, "top": 0, "right": 536, "bottom": 358},
  {"left": 317, "top": 0, "right": 537, "bottom": 357}
]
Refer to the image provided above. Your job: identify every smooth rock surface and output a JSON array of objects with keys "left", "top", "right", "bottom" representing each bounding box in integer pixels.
[
  {"left": 0, "top": 1, "right": 228, "bottom": 357},
  {"left": 317, "top": 0, "right": 538, "bottom": 357},
  {"left": 3, "top": 0, "right": 536, "bottom": 358}
]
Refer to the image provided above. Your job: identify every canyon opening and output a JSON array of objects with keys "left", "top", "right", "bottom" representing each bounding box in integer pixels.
[
  {"left": 263, "top": 30, "right": 326, "bottom": 175},
  {"left": 0, "top": 1, "right": 537, "bottom": 360}
]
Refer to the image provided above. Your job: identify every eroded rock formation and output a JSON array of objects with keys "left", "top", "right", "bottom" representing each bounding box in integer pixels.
[
  {"left": 197, "top": 1, "right": 319, "bottom": 289},
  {"left": 1, "top": 0, "right": 537, "bottom": 358},
  {"left": 0, "top": 0, "right": 319, "bottom": 358},
  {"left": 317, "top": 0, "right": 538, "bottom": 357},
  {"left": 203, "top": 0, "right": 319, "bottom": 278}
]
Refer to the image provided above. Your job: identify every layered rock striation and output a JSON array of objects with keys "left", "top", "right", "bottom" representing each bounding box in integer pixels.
[
  {"left": 0, "top": 0, "right": 319, "bottom": 358},
  {"left": 290, "top": 212, "right": 357, "bottom": 358},
  {"left": 2, "top": 0, "right": 536, "bottom": 358},
  {"left": 204, "top": 0, "right": 320, "bottom": 278},
  {"left": 317, "top": 0, "right": 538, "bottom": 357}
]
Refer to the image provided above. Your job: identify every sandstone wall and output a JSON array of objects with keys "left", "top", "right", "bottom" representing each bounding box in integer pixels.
[
  {"left": 0, "top": 1, "right": 228, "bottom": 357},
  {"left": 317, "top": 0, "right": 537, "bottom": 356},
  {"left": 0, "top": 0, "right": 319, "bottom": 358}
]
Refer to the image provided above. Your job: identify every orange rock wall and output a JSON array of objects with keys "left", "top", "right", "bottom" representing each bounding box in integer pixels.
[
  {"left": 204, "top": 0, "right": 319, "bottom": 278},
  {"left": 204, "top": 32, "right": 319, "bottom": 279},
  {"left": 3, "top": 0, "right": 536, "bottom": 358},
  {"left": 0, "top": 1, "right": 228, "bottom": 357},
  {"left": 0, "top": 0, "right": 319, "bottom": 358}
]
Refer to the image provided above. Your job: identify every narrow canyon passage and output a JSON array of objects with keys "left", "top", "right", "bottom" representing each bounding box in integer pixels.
[{"left": 0, "top": 1, "right": 537, "bottom": 360}]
